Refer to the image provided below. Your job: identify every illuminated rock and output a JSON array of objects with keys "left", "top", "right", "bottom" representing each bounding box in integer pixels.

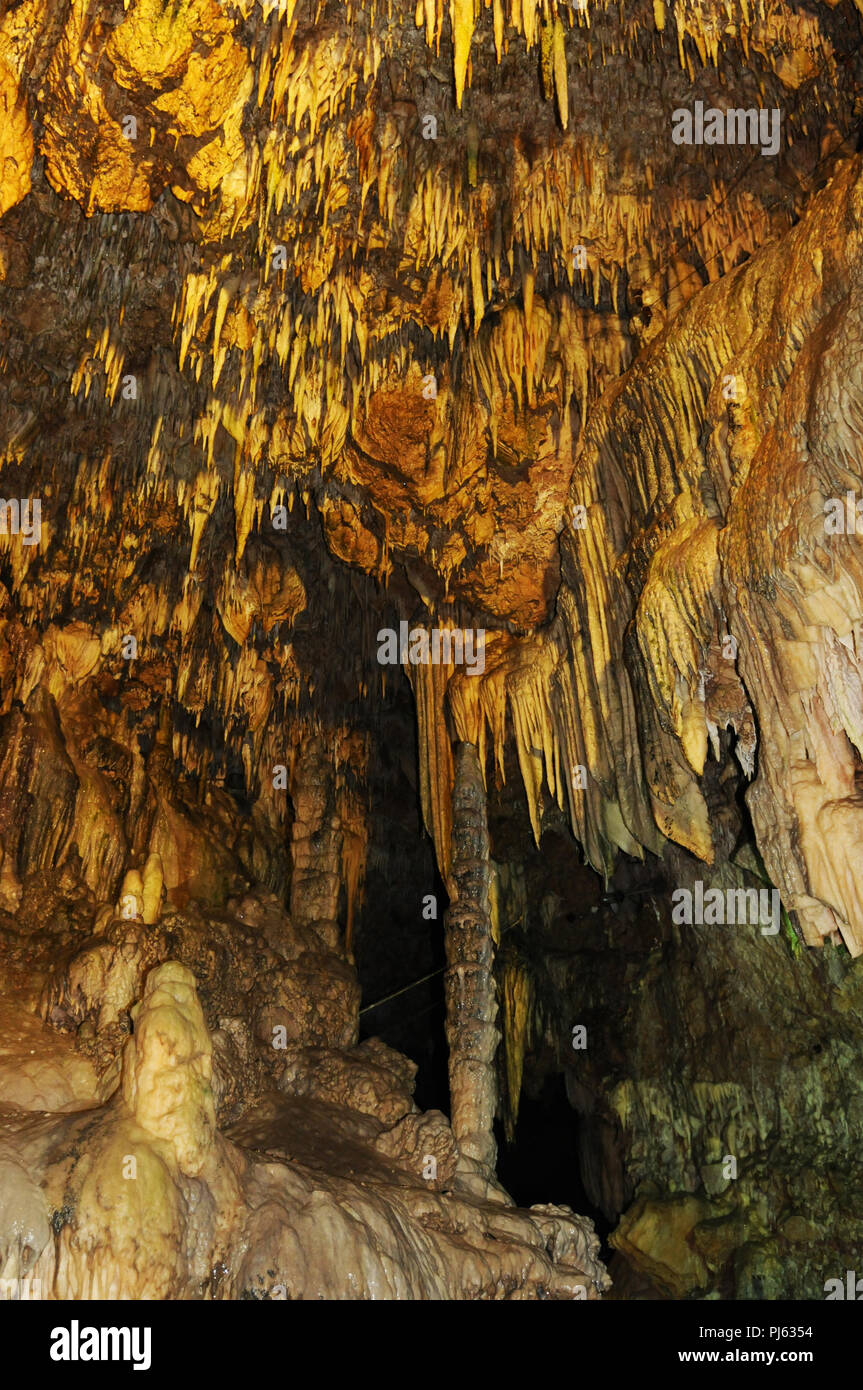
[{"left": 0, "top": 0, "right": 861, "bottom": 1306}]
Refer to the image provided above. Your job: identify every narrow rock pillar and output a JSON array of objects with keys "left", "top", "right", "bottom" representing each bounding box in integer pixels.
[
  {"left": 289, "top": 736, "right": 342, "bottom": 952},
  {"left": 444, "top": 741, "right": 499, "bottom": 1172}
]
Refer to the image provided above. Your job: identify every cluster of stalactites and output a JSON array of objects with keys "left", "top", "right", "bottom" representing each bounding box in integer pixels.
[
  {"left": 436, "top": 160, "right": 863, "bottom": 960},
  {"left": 416, "top": 0, "right": 837, "bottom": 115},
  {"left": 0, "top": 499, "right": 372, "bottom": 845},
  {"left": 167, "top": 106, "right": 777, "bottom": 492},
  {"left": 144, "top": 0, "right": 820, "bottom": 520},
  {"left": 409, "top": 604, "right": 700, "bottom": 884},
  {"left": 36, "top": 0, "right": 821, "bottom": 615},
  {"left": 410, "top": 625, "right": 595, "bottom": 876},
  {"left": 168, "top": 139, "right": 645, "bottom": 483},
  {"left": 11, "top": 613, "right": 372, "bottom": 915}
]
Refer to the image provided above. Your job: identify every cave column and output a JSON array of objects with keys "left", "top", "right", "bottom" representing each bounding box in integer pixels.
[
  {"left": 444, "top": 741, "right": 499, "bottom": 1173},
  {"left": 289, "top": 736, "right": 343, "bottom": 953}
]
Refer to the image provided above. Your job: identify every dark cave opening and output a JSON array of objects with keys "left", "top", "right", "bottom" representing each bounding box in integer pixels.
[
  {"left": 360, "top": 989, "right": 451, "bottom": 1115},
  {"left": 355, "top": 755, "right": 452, "bottom": 1114},
  {"left": 495, "top": 1073, "right": 614, "bottom": 1255}
]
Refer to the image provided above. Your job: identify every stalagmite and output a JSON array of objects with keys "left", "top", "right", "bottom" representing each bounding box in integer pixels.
[
  {"left": 118, "top": 869, "right": 144, "bottom": 921},
  {"left": 141, "top": 851, "right": 164, "bottom": 925}
]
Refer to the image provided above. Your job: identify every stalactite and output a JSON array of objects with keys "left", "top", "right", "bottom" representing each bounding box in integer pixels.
[
  {"left": 500, "top": 950, "right": 533, "bottom": 1142},
  {"left": 450, "top": 0, "right": 474, "bottom": 108},
  {"left": 409, "top": 651, "right": 455, "bottom": 881}
]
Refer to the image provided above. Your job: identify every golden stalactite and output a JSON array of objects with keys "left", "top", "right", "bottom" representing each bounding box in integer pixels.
[
  {"left": 407, "top": 642, "right": 457, "bottom": 881},
  {"left": 450, "top": 631, "right": 563, "bottom": 845},
  {"left": 450, "top": 0, "right": 475, "bottom": 108},
  {"left": 500, "top": 951, "right": 534, "bottom": 1142},
  {"left": 340, "top": 791, "right": 368, "bottom": 953},
  {"left": 232, "top": 462, "right": 259, "bottom": 565},
  {"left": 552, "top": 16, "right": 568, "bottom": 130},
  {"left": 184, "top": 470, "right": 221, "bottom": 573}
]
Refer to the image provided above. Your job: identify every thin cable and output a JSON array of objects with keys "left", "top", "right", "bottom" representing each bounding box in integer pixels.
[
  {"left": 383, "top": 996, "right": 446, "bottom": 1030},
  {"left": 359, "top": 966, "right": 445, "bottom": 1016}
]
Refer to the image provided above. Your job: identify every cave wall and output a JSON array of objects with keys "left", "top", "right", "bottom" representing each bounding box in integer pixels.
[{"left": 514, "top": 849, "right": 863, "bottom": 1300}]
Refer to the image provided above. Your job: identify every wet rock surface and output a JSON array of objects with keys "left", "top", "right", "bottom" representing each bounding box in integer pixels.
[
  {"left": 0, "top": 952, "right": 607, "bottom": 1299},
  {"left": 520, "top": 855, "right": 863, "bottom": 1299}
]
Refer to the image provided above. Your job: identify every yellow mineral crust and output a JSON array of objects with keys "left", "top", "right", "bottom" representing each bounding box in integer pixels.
[{"left": 0, "top": 57, "right": 32, "bottom": 218}]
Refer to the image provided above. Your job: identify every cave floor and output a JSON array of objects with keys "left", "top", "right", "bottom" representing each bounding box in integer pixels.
[
  {"left": 0, "top": 995, "right": 102, "bottom": 1114},
  {"left": 227, "top": 1092, "right": 419, "bottom": 1189}
]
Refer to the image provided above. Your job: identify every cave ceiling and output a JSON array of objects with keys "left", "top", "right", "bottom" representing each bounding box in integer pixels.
[{"left": 1, "top": 0, "right": 863, "bottom": 947}]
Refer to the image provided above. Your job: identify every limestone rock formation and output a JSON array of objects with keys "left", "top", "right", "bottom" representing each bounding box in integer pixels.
[
  {"left": 3, "top": 951, "right": 607, "bottom": 1299},
  {"left": 526, "top": 863, "right": 863, "bottom": 1299},
  {"left": 0, "top": 0, "right": 862, "bottom": 1307}
]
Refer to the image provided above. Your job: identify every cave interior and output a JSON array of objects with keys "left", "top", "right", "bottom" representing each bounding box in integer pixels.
[{"left": 0, "top": 0, "right": 862, "bottom": 1305}]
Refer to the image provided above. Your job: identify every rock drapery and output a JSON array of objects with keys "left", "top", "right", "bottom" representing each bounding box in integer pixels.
[
  {"left": 450, "top": 157, "right": 863, "bottom": 957},
  {"left": 0, "top": 0, "right": 862, "bottom": 1304}
]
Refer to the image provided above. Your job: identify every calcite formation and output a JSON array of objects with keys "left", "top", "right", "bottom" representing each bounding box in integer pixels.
[
  {"left": 444, "top": 741, "right": 498, "bottom": 1174},
  {"left": 0, "top": 0, "right": 862, "bottom": 1304},
  {"left": 1, "top": 908, "right": 608, "bottom": 1299}
]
